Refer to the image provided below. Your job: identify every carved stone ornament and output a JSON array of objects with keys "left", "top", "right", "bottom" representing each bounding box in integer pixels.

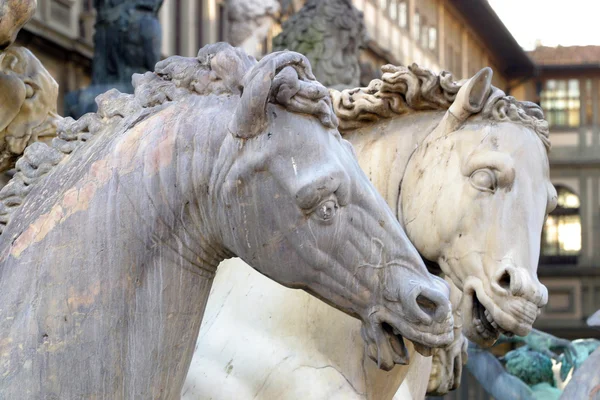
[
  {"left": 0, "top": 44, "right": 453, "bottom": 398},
  {"left": 0, "top": 46, "right": 60, "bottom": 175},
  {"left": 273, "top": 0, "right": 367, "bottom": 90},
  {"left": 0, "top": 0, "right": 36, "bottom": 49},
  {"left": 183, "top": 64, "right": 554, "bottom": 399},
  {"left": 226, "top": 0, "right": 280, "bottom": 57}
]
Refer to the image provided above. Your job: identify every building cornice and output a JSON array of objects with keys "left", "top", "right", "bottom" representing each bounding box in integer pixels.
[
  {"left": 447, "top": 0, "right": 535, "bottom": 78},
  {"left": 22, "top": 18, "right": 93, "bottom": 60}
]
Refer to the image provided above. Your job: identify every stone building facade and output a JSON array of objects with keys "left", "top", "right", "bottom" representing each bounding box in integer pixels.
[
  {"left": 18, "top": 0, "right": 535, "bottom": 114},
  {"left": 259, "top": 0, "right": 536, "bottom": 90},
  {"left": 525, "top": 45, "right": 600, "bottom": 339},
  {"left": 14, "top": 0, "right": 226, "bottom": 115},
  {"left": 349, "top": 0, "right": 535, "bottom": 91}
]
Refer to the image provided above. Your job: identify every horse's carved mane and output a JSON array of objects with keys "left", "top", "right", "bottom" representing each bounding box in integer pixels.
[
  {"left": 331, "top": 63, "right": 550, "bottom": 151},
  {"left": 0, "top": 43, "right": 337, "bottom": 234}
]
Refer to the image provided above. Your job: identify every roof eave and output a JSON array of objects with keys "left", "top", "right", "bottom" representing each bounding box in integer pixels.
[
  {"left": 447, "top": 0, "right": 535, "bottom": 78},
  {"left": 536, "top": 63, "right": 600, "bottom": 71}
]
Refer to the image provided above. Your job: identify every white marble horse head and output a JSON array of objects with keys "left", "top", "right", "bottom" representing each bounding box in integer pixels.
[{"left": 401, "top": 68, "right": 555, "bottom": 347}]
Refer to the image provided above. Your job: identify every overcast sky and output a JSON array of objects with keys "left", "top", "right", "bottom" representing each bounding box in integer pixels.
[{"left": 488, "top": 0, "right": 600, "bottom": 50}]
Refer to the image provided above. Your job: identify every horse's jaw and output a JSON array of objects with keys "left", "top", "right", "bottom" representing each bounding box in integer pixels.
[
  {"left": 459, "top": 276, "right": 538, "bottom": 347},
  {"left": 360, "top": 303, "right": 454, "bottom": 370}
]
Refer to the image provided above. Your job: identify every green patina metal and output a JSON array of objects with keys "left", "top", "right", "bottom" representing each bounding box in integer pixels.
[
  {"left": 467, "top": 328, "right": 600, "bottom": 400},
  {"left": 559, "top": 339, "right": 600, "bottom": 380},
  {"left": 504, "top": 348, "right": 555, "bottom": 386}
]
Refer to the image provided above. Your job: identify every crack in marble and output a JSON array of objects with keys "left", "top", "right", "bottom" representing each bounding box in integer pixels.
[{"left": 292, "top": 364, "right": 366, "bottom": 397}]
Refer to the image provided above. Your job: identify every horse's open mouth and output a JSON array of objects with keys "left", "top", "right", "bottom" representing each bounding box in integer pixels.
[
  {"left": 381, "top": 322, "right": 409, "bottom": 364},
  {"left": 382, "top": 322, "right": 434, "bottom": 360},
  {"left": 472, "top": 293, "right": 511, "bottom": 340}
]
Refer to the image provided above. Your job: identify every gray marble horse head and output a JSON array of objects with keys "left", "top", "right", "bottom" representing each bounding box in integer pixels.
[
  {"left": 217, "top": 48, "right": 454, "bottom": 369},
  {"left": 0, "top": 45, "right": 454, "bottom": 398}
]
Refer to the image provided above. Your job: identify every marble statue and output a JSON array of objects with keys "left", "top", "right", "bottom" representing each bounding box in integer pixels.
[
  {"left": 0, "top": 0, "right": 36, "bottom": 50},
  {"left": 183, "top": 64, "right": 554, "bottom": 399},
  {"left": 0, "top": 46, "right": 60, "bottom": 176},
  {"left": 560, "top": 348, "right": 600, "bottom": 400},
  {"left": 467, "top": 341, "right": 557, "bottom": 400},
  {"left": 226, "top": 0, "right": 281, "bottom": 58},
  {"left": 64, "top": 0, "right": 163, "bottom": 119},
  {"left": 273, "top": 0, "right": 367, "bottom": 90},
  {"left": 0, "top": 43, "right": 454, "bottom": 398},
  {"left": 467, "top": 330, "right": 600, "bottom": 400},
  {"left": 0, "top": 0, "right": 60, "bottom": 188}
]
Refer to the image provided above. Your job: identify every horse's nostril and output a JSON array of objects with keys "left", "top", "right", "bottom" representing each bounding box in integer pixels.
[
  {"left": 416, "top": 294, "right": 438, "bottom": 317},
  {"left": 498, "top": 270, "right": 512, "bottom": 291}
]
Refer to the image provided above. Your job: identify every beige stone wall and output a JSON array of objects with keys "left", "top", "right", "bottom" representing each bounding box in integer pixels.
[
  {"left": 20, "top": 0, "right": 518, "bottom": 112},
  {"left": 351, "top": 0, "right": 510, "bottom": 89},
  {"left": 160, "top": 0, "right": 224, "bottom": 58},
  {"left": 16, "top": 0, "right": 225, "bottom": 114},
  {"left": 508, "top": 78, "right": 536, "bottom": 101}
]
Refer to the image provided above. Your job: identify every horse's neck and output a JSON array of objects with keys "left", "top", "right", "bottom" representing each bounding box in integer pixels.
[
  {"left": 344, "top": 110, "right": 445, "bottom": 219},
  {"left": 0, "top": 100, "right": 231, "bottom": 399},
  {"left": 113, "top": 100, "right": 231, "bottom": 271},
  {"left": 342, "top": 111, "right": 445, "bottom": 399}
]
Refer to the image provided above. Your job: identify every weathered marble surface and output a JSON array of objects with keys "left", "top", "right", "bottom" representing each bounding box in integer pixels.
[
  {"left": 273, "top": 0, "right": 366, "bottom": 89},
  {"left": 0, "top": 44, "right": 452, "bottom": 398},
  {"left": 184, "top": 65, "right": 554, "bottom": 398},
  {"left": 184, "top": 257, "right": 437, "bottom": 400},
  {"left": 560, "top": 309, "right": 600, "bottom": 399},
  {"left": 0, "top": 0, "right": 36, "bottom": 49},
  {"left": 0, "top": 46, "right": 60, "bottom": 175},
  {"left": 560, "top": 347, "right": 600, "bottom": 400},
  {"left": 65, "top": 0, "right": 163, "bottom": 118}
]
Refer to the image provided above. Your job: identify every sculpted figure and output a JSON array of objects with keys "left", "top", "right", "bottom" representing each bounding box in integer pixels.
[
  {"left": 184, "top": 64, "right": 554, "bottom": 399},
  {"left": 467, "top": 331, "right": 600, "bottom": 400},
  {"left": 0, "top": 0, "right": 36, "bottom": 49},
  {"left": 467, "top": 341, "right": 557, "bottom": 400},
  {"left": 273, "top": 0, "right": 367, "bottom": 90},
  {"left": 0, "top": 46, "right": 60, "bottom": 175},
  {"left": 0, "top": 44, "right": 453, "bottom": 398},
  {"left": 91, "top": 0, "right": 163, "bottom": 85},
  {"left": 226, "top": 0, "right": 280, "bottom": 58},
  {"left": 65, "top": 0, "right": 164, "bottom": 118}
]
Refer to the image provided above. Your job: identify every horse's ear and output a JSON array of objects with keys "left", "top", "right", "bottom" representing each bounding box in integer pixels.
[
  {"left": 228, "top": 51, "right": 313, "bottom": 139},
  {"left": 448, "top": 67, "right": 493, "bottom": 123}
]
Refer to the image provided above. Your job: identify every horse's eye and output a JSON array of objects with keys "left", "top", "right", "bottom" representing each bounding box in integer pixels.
[
  {"left": 470, "top": 169, "right": 497, "bottom": 193},
  {"left": 314, "top": 199, "right": 338, "bottom": 222}
]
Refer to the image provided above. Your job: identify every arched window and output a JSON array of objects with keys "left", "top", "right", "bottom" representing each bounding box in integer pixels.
[{"left": 541, "top": 185, "right": 581, "bottom": 264}]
